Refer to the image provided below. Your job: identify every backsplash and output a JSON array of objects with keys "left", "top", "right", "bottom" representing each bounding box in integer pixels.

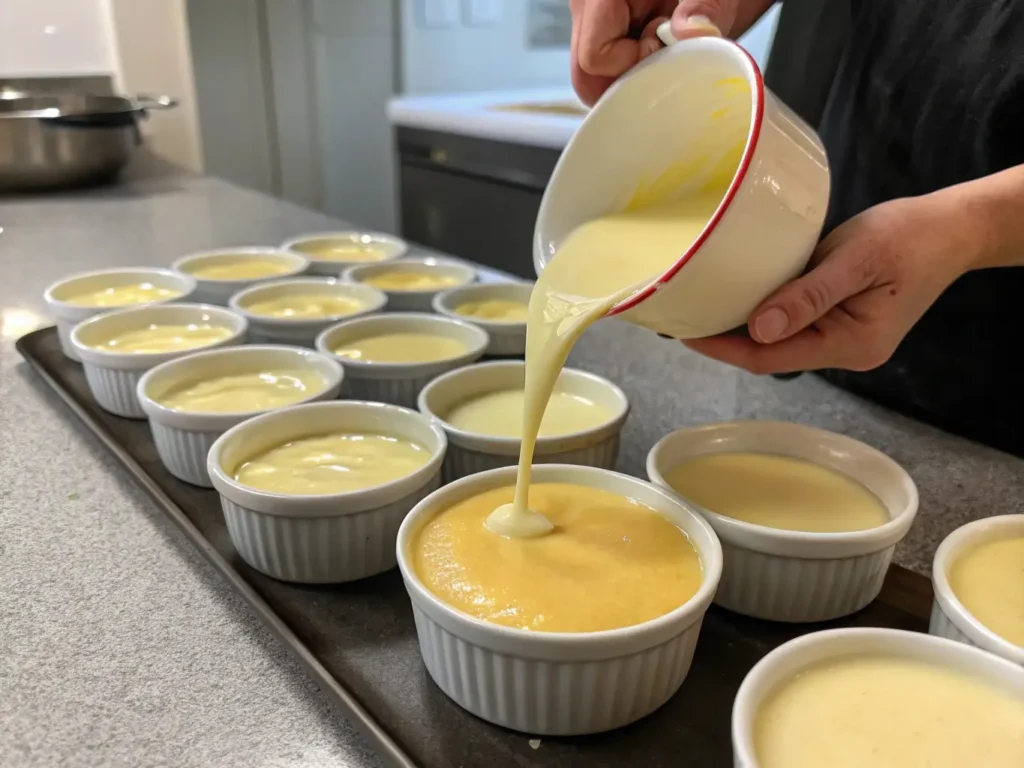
[{"left": 527, "top": 0, "right": 571, "bottom": 48}]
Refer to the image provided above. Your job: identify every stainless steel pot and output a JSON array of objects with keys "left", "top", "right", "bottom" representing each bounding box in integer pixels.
[{"left": 0, "top": 93, "right": 177, "bottom": 192}]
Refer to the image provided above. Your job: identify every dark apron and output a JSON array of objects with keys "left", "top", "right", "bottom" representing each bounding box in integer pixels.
[{"left": 765, "top": 0, "right": 1024, "bottom": 457}]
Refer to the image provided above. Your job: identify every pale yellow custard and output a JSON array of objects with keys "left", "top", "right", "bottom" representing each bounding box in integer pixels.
[
  {"left": 90, "top": 324, "right": 232, "bottom": 354},
  {"left": 187, "top": 259, "right": 293, "bottom": 281},
  {"left": 333, "top": 332, "right": 466, "bottom": 363},
  {"left": 949, "top": 535, "right": 1024, "bottom": 646},
  {"left": 754, "top": 654, "right": 1024, "bottom": 768},
  {"left": 445, "top": 389, "right": 612, "bottom": 438},
  {"left": 157, "top": 369, "right": 326, "bottom": 413},
  {"left": 295, "top": 240, "right": 387, "bottom": 262},
  {"left": 412, "top": 483, "right": 702, "bottom": 632},
  {"left": 245, "top": 294, "right": 364, "bottom": 319},
  {"left": 454, "top": 299, "right": 528, "bottom": 322},
  {"left": 363, "top": 271, "right": 460, "bottom": 292},
  {"left": 234, "top": 432, "right": 430, "bottom": 494},
  {"left": 493, "top": 181, "right": 735, "bottom": 538},
  {"left": 665, "top": 453, "right": 889, "bottom": 532},
  {"left": 64, "top": 282, "right": 180, "bottom": 308}
]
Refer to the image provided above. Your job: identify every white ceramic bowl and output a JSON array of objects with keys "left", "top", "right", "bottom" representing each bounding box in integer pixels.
[
  {"left": 172, "top": 247, "right": 309, "bottom": 305},
  {"left": 431, "top": 281, "right": 532, "bottom": 357},
  {"left": 208, "top": 400, "right": 447, "bottom": 583},
  {"left": 137, "top": 345, "right": 344, "bottom": 487},
  {"left": 417, "top": 360, "right": 628, "bottom": 482},
  {"left": 229, "top": 278, "right": 387, "bottom": 347},
  {"left": 43, "top": 267, "right": 198, "bottom": 361},
  {"left": 280, "top": 230, "right": 408, "bottom": 276},
  {"left": 315, "top": 312, "right": 488, "bottom": 408},
  {"left": 535, "top": 36, "right": 829, "bottom": 339},
  {"left": 343, "top": 256, "right": 477, "bottom": 312},
  {"left": 731, "top": 627, "right": 1024, "bottom": 768},
  {"left": 397, "top": 463, "right": 723, "bottom": 735},
  {"left": 71, "top": 303, "right": 248, "bottom": 419},
  {"left": 930, "top": 514, "right": 1024, "bottom": 665},
  {"left": 647, "top": 421, "right": 918, "bottom": 622}
]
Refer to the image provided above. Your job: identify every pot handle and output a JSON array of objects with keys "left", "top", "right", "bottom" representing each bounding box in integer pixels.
[{"left": 132, "top": 94, "right": 178, "bottom": 111}]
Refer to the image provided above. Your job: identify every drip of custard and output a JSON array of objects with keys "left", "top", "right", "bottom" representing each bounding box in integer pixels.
[
  {"left": 187, "top": 259, "right": 293, "bottom": 280},
  {"left": 90, "top": 323, "right": 232, "bottom": 354},
  {"left": 754, "top": 654, "right": 1024, "bottom": 768},
  {"left": 445, "top": 389, "right": 612, "bottom": 438},
  {"left": 454, "top": 299, "right": 528, "bottom": 322},
  {"left": 234, "top": 432, "right": 430, "bottom": 494},
  {"left": 295, "top": 240, "right": 387, "bottom": 262},
  {"left": 64, "top": 282, "right": 181, "bottom": 308},
  {"left": 157, "top": 369, "right": 326, "bottom": 413},
  {"left": 412, "top": 483, "right": 702, "bottom": 632},
  {"left": 949, "top": 535, "right": 1024, "bottom": 647},
  {"left": 665, "top": 453, "right": 889, "bottom": 532},
  {"left": 245, "top": 294, "right": 364, "bottom": 319},
  {"left": 363, "top": 271, "right": 461, "bottom": 292},
  {"left": 490, "top": 184, "right": 731, "bottom": 538},
  {"left": 333, "top": 332, "right": 466, "bottom": 363}
]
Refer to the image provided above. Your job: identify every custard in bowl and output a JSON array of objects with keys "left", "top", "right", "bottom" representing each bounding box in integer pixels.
[
  {"left": 930, "top": 514, "right": 1024, "bottom": 665},
  {"left": 432, "top": 281, "right": 533, "bottom": 357},
  {"left": 71, "top": 304, "right": 247, "bottom": 418},
  {"left": 281, "top": 230, "right": 408, "bottom": 275},
  {"left": 397, "top": 463, "right": 722, "bottom": 735},
  {"left": 137, "top": 345, "right": 344, "bottom": 487},
  {"left": 230, "top": 278, "right": 386, "bottom": 347},
  {"left": 418, "top": 360, "right": 628, "bottom": 481},
  {"left": 208, "top": 401, "right": 447, "bottom": 583},
  {"left": 344, "top": 257, "right": 476, "bottom": 312},
  {"left": 173, "top": 247, "right": 309, "bottom": 305},
  {"left": 315, "top": 312, "right": 488, "bottom": 408},
  {"left": 732, "top": 628, "right": 1024, "bottom": 768},
  {"left": 647, "top": 421, "right": 918, "bottom": 622},
  {"left": 43, "top": 267, "right": 197, "bottom": 360}
]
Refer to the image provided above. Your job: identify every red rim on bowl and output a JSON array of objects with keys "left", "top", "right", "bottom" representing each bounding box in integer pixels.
[{"left": 608, "top": 39, "right": 765, "bottom": 317}]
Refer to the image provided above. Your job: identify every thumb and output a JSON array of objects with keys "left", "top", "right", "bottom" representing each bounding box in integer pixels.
[
  {"left": 748, "top": 252, "right": 879, "bottom": 344},
  {"left": 671, "top": 1, "right": 735, "bottom": 39}
]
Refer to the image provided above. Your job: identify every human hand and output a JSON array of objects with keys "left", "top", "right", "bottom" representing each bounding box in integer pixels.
[
  {"left": 683, "top": 193, "right": 984, "bottom": 374},
  {"left": 570, "top": 0, "right": 732, "bottom": 105}
]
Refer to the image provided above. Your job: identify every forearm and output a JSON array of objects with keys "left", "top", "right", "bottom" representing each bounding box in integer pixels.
[
  {"left": 939, "top": 164, "right": 1024, "bottom": 269},
  {"left": 730, "top": 0, "right": 779, "bottom": 38}
]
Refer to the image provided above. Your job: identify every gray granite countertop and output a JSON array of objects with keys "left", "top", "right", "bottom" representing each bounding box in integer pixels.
[{"left": 2, "top": 172, "right": 1022, "bottom": 768}]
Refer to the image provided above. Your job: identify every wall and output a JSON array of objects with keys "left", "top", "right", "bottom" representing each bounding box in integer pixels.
[
  {"left": 399, "top": 0, "right": 570, "bottom": 94},
  {"left": 109, "top": 0, "right": 203, "bottom": 172}
]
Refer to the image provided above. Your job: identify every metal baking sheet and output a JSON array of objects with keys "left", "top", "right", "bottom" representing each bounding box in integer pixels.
[{"left": 18, "top": 326, "right": 934, "bottom": 768}]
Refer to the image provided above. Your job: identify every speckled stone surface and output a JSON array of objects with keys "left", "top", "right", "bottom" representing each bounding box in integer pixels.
[{"left": 2, "top": 170, "right": 1022, "bottom": 767}]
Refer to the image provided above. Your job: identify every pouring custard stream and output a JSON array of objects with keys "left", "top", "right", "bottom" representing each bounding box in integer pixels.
[{"left": 487, "top": 177, "right": 735, "bottom": 537}]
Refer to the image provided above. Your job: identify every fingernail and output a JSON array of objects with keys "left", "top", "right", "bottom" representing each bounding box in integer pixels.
[
  {"left": 684, "top": 15, "right": 722, "bottom": 35},
  {"left": 754, "top": 308, "right": 789, "bottom": 343}
]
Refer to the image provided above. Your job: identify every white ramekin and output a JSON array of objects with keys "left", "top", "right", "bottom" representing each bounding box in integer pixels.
[
  {"left": 43, "top": 267, "right": 198, "bottom": 361},
  {"left": 431, "top": 281, "right": 532, "bottom": 357},
  {"left": 71, "top": 303, "right": 248, "bottom": 419},
  {"left": 137, "top": 345, "right": 345, "bottom": 487},
  {"left": 280, "top": 230, "right": 408, "bottom": 276},
  {"left": 315, "top": 312, "right": 488, "bottom": 408},
  {"left": 229, "top": 278, "right": 387, "bottom": 347},
  {"left": 172, "top": 247, "right": 309, "bottom": 305},
  {"left": 731, "top": 627, "right": 1024, "bottom": 768},
  {"left": 930, "top": 514, "right": 1024, "bottom": 665},
  {"left": 208, "top": 400, "right": 447, "bottom": 583},
  {"left": 647, "top": 421, "right": 919, "bottom": 623},
  {"left": 397, "top": 463, "right": 723, "bottom": 735},
  {"left": 343, "top": 256, "right": 477, "bottom": 312},
  {"left": 417, "top": 360, "right": 628, "bottom": 482}
]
